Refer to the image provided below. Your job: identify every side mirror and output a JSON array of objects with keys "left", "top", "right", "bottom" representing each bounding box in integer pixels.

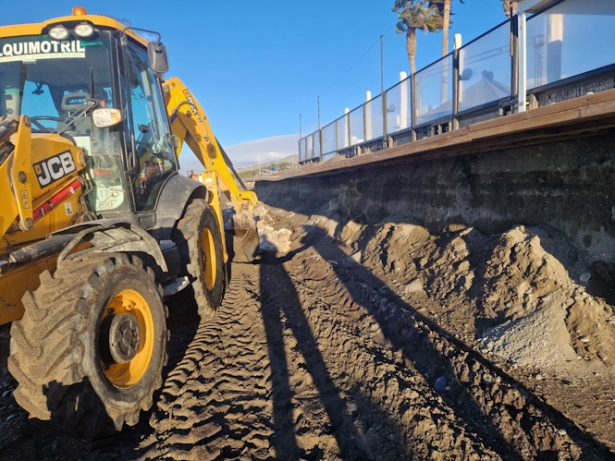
[
  {"left": 167, "top": 134, "right": 179, "bottom": 150},
  {"left": 93, "top": 108, "right": 122, "bottom": 128},
  {"left": 148, "top": 42, "right": 169, "bottom": 74}
]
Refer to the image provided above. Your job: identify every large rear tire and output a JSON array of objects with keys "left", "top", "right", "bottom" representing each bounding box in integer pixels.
[
  {"left": 8, "top": 253, "right": 167, "bottom": 438},
  {"left": 174, "top": 199, "right": 225, "bottom": 317}
]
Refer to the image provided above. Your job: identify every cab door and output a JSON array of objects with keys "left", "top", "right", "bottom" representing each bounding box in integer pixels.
[{"left": 122, "top": 41, "right": 178, "bottom": 212}]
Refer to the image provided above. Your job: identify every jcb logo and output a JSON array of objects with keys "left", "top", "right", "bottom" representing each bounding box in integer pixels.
[
  {"left": 183, "top": 90, "right": 199, "bottom": 116},
  {"left": 34, "top": 151, "right": 77, "bottom": 187}
]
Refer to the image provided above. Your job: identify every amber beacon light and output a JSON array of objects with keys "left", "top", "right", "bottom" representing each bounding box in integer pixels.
[{"left": 72, "top": 6, "right": 88, "bottom": 16}]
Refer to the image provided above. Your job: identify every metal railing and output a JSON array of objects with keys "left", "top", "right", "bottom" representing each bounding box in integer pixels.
[{"left": 299, "top": 0, "right": 615, "bottom": 163}]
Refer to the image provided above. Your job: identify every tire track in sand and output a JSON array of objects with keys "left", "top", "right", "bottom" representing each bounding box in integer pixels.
[
  {"left": 261, "top": 246, "right": 506, "bottom": 460},
  {"left": 140, "top": 269, "right": 275, "bottom": 460}
]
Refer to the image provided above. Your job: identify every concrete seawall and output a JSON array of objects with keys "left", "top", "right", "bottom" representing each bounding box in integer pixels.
[{"left": 255, "top": 134, "right": 615, "bottom": 267}]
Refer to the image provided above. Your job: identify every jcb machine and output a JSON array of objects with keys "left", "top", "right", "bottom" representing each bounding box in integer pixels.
[{"left": 0, "top": 7, "right": 259, "bottom": 437}]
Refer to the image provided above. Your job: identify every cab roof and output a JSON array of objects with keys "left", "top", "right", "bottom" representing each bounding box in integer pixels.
[{"left": 0, "top": 6, "right": 148, "bottom": 46}]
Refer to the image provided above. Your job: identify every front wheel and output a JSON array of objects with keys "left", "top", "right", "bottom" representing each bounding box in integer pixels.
[
  {"left": 174, "top": 199, "right": 225, "bottom": 317},
  {"left": 8, "top": 253, "right": 167, "bottom": 438}
]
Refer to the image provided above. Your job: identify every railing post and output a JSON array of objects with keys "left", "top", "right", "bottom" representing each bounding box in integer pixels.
[
  {"left": 381, "top": 34, "right": 387, "bottom": 145},
  {"left": 382, "top": 90, "right": 388, "bottom": 146},
  {"left": 518, "top": 12, "right": 527, "bottom": 113},
  {"left": 410, "top": 71, "right": 417, "bottom": 141},
  {"left": 345, "top": 108, "right": 351, "bottom": 155},
  {"left": 452, "top": 34, "right": 462, "bottom": 130},
  {"left": 364, "top": 91, "right": 372, "bottom": 143},
  {"left": 399, "top": 72, "right": 409, "bottom": 131},
  {"left": 511, "top": 14, "right": 519, "bottom": 100}
]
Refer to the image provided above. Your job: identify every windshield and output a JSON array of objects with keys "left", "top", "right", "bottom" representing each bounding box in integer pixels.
[
  {"left": 0, "top": 33, "right": 113, "bottom": 122},
  {"left": 0, "top": 31, "right": 128, "bottom": 213}
]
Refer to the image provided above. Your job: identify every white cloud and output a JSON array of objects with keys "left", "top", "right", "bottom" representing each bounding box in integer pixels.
[{"left": 179, "top": 134, "right": 299, "bottom": 173}]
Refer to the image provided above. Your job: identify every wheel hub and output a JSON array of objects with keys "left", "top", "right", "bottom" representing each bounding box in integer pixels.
[{"left": 107, "top": 313, "right": 141, "bottom": 363}]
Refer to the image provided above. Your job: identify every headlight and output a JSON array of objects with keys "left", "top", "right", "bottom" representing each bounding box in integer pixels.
[
  {"left": 49, "top": 25, "right": 70, "bottom": 40},
  {"left": 74, "top": 23, "right": 95, "bottom": 38}
]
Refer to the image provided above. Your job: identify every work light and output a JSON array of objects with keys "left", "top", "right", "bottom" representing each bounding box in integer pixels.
[
  {"left": 74, "top": 23, "right": 95, "bottom": 38},
  {"left": 49, "top": 25, "right": 70, "bottom": 40}
]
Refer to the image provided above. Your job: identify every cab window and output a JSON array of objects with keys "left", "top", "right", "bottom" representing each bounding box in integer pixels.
[{"left": 125, "top": 43, "right": 177, "bottom": 211}]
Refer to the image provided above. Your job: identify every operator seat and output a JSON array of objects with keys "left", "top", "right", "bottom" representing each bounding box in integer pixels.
[{"left": 61, "top": 92, "right": 92, "bottom": 135}]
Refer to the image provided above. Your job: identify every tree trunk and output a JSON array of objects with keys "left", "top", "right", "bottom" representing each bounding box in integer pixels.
[
  {"left": 503, "top": 0, "right": 518, "bottom": 17},
  {"left": 406, "top": 28, "right": 417, "bottom": 75},
  {"left": 442, "top": 0, "right": 450, "bottom": 56},
  {"left": 407, "top": 28, "right": 419, "bottom": 125}
]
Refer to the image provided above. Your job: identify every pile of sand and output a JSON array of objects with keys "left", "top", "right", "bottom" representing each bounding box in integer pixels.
[
  {"left": 256, "top": 203, "right": 615, "bottom": 377},
  {"left": 343, "top": 216, "right": 615, "bottom": 376}
]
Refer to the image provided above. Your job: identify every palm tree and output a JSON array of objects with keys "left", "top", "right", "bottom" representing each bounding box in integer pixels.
[
  {"left": 440, "top": 0, "right": 452, "bottom": 55},
  {"left": 502, "top": 0, "right": 518, "bottom": 17},
  {"left": 428, "top": 0, "right": 463, "bottom": 104},
  {"left": 429, "top": 0, "right": 463, "bottom": 56},
  {"left": 393, "top": 0, "right": 443, "bottom": 75}
]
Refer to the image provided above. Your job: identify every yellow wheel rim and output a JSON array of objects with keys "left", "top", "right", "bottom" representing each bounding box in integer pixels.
[
  {"left": 101, "top": 289, "right": 154, "bottom": 388},
  {"left": 200, "top": 226, "right": 217, "bottom": 291}
]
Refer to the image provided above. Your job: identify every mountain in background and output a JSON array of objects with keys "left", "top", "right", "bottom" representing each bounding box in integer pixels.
[
  {"left": 179, "top": 133, "right": 299, "bottom": 173},
  {"left": 235, "top": 154, "right": 299, "bottom": 172}
]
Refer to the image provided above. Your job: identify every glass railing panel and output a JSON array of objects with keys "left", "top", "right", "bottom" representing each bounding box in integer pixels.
[
  {"left": 365, "top": 95, "right": 383, "bottom": 141},
  {"left": 322, "top": 121, "right": 337, "bottom": 156},
  {"left": 299, "top": 137, "right": 306, "bottom": 162},
  {"left": 385, "top": 79, "right": 411, "bottom": 134},
  {"left": 314, "top": 130, "right": 321, "bottom": 159},
  {"left": 349, "top": 106, "right": 364, "bottom": 145},
  {"left": 337, "top": 114, "right": 349, "bottom": 148},
  {"left": 306, "top": 134, "right": 315, "bottom": 160},
  {"left": 415, "top": 55, "right": 453, "bottom": 125},
  {"left": 459, "top": 22, "right": 512, "bottom": 112},
  {"left": 527, "top": 1, "right": 615, "bottom": 90}
]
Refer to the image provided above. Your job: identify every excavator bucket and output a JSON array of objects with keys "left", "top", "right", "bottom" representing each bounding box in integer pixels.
[{"left": 224, "top": 209, "right": 260, "bottom": 263}]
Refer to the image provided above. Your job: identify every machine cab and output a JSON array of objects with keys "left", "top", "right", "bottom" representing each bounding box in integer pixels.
[{"left": 0, "top": 8, "right": 177, "bottom": 218}]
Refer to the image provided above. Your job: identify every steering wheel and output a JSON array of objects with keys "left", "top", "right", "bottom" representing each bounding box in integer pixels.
[
  {"left": 29, "top": 116, "right": 69, "bottom": 133},
  {"left": 29, "top": 116, "right": 77, "bottom": 145}
]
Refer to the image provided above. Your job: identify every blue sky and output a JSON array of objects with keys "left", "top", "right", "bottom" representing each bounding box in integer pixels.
[{"left": 4, "top": 1, "right": 508, "bottom": 165}]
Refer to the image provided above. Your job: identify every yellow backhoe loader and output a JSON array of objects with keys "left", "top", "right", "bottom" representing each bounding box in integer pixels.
[{"left": 0, "top": 6, "right": 259, "bottom": 437}]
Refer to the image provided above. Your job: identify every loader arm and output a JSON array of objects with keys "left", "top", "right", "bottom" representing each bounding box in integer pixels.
[
  {"left": 164, "top": 77, "right": 260, "bottom": 262},
  {"left": 164, "top": 77, "right": 257, "bottom": 212}
]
